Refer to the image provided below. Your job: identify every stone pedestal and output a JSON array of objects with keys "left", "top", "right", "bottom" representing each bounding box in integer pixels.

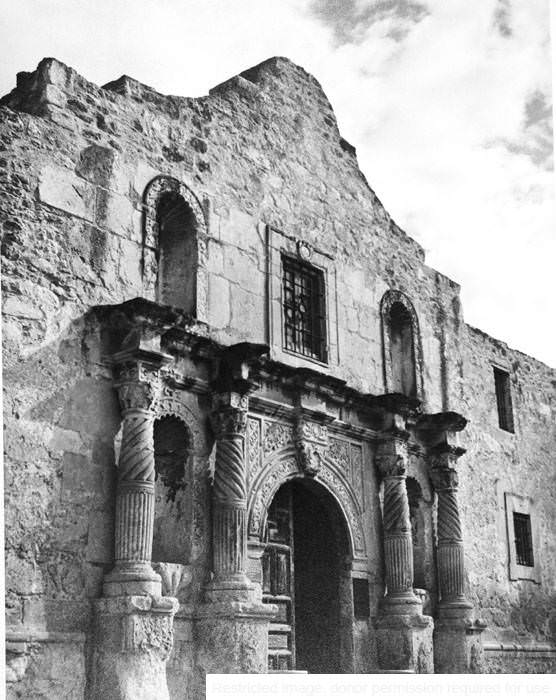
[
  {"left": 376, "top": 613, "right": 434, "bottom": 673},
  {"left": 434, "top": 615, "right": 487, "bottom": 673},
  {"left": 89, "top": 595, "right": 178, "bottom": 700},
  {"left": 194, "top": 601, "right": 277, "bottom": 678}
]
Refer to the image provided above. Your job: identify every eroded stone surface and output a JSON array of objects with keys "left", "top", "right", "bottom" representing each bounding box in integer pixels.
[{"left": 2, "top": 54, "right": 555, "bottom": 697}]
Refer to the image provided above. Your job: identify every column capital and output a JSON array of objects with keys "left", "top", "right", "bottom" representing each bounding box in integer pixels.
[
  {"left": 116, "top": 381, "right": 159, "bottom": 413},
  {"left": 375, "top": 435, "right": 409, "bottom": 478},
  {"left": 211, "top": 392, "right": 249, "bottom": 437},
  {"left": 428, "top": 442, "right": 466, "bottom": 476}
]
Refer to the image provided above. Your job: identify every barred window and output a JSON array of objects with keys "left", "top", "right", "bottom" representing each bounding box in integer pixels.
[
  {"left": 282, "top": 255, "right": 327, "bottom": 362},
  {"left": 513, "top": 512, "right": 534, "bottom": 567},
  {"left": 493, "top": 367, "right": 514, "bottom": 432}
]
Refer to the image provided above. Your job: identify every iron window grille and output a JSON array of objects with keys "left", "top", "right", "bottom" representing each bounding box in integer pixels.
[
  {"left": 513, "top": 512, "right": 534, "bottom": 567},
  {"left": 282, "top": 255, "right": 327, "bottom": 362},
  {"left": 493, "top": 367, "right": 514, "bottom": 432}
]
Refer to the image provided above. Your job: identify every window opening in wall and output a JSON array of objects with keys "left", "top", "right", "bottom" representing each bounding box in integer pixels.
[
  {"left": 352, "top": 578, "right": 370, "bottom": 619},
  {"left": 513, "top": 512, "right": 534, "bottom": 567},
  {"left": 157, "top": 191, "right": 197, "bottom": 313},
  {"left": 389, "top": 302, "right": 416, "bottom": 397},
  {"left": 282, "top": 255, "right": 327, "bottom": 362},
  {"left": 493, "top": 367, "right": 514, "bottom": 432}
]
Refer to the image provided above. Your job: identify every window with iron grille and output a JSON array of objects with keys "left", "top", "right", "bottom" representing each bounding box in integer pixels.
[
  {"left": 282, "top": 255, "right": 327, "bottom": 362},
  {"left": 513, "top": 512, "right": 534, "bottom": 567},
  {"left": 493, "top": 367, "right": 514, "bottom": 432}
]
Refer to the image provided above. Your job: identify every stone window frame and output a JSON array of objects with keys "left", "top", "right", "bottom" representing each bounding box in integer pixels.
[
  {"left": 142, "top": 175, "right": 209, "bottom": 323},
  {"left": 492, "top": 363, "right": 515, "bottom": 434},
  {"left": 504, "top": 492, "right": 541, "bottom": 583},
  {"left": 380, "top": 289, "right": 424, "bottom": 398},
  {"left": 266, "top": 225, "right": 339, "bottom": 370}
]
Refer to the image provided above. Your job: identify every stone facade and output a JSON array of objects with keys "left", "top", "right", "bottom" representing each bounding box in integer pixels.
[{"left": 1, "top": 56, "right": 555, "bottom": 697}]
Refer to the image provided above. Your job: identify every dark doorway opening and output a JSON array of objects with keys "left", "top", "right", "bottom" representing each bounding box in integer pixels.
[{"left": 263, "top": 479, "right": 351, "bottom": 673}]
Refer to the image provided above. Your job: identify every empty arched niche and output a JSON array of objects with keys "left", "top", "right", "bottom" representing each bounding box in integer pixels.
[
  {"left": 156, "top": 191, "right": 197, "bottom": 312},
  {"left": 380, "top": 290, "right": 423, "bottom": 399},
  {"left": 143, "top": 176, "right": 208, "bottom": 317},
  {"left": 152, "top": 415, "right": 191, "bottom": 564},
  {"left": 406, "top": 477, "right": 426, "bottom": 589}
]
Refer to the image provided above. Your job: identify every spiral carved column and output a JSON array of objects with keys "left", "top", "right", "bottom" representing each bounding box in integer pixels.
[
  {"left": 429, "top": 445, "right": 471, "bottom": 613},
  {"left": 207, "top": 391, "right": 252, "bottom": 599},
  {"left": 104, "top": 380, "right": 162, "bottom": 597},
  {"left": 375, "top": 436, "right": 420, "bottom": 612},
  {"left": 375, "top": 429, "right": 433, "bottom": 673}
]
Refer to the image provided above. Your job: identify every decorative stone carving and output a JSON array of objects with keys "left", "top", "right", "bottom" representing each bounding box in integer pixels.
[
  {"left": 429, "top": 444, "right": 469, "bottom": 608},
  {"left": 317, "top": 464, "right": 365, "bottom": 554},
  {"left": 208, "top": 392, "right": 251, "bottom": 597},
  {"left": 262, "top": 421, "right": 294, "bottom": 456},
  {"left": 92, "top": 595, "right": 179, "bottom": 700},
  {"left": 329, "top": 437, "right": 350, "bottom": 472},
  {"left": 247, "top": 417, "right": 261, "bottom": 481},
  {"left": 104, "top": 373, "right": 162, "bottom": 597},
  {"left": 350, "top": 444, "right": 364, "bottom": 499},
  {"left": 294, "top": 414, "right": 328, "bottom": 476},
  {"left": 250, "top": 457, "right": 298, "bottom": 535},
  {"left": 375, "top": 434, "right": 419, "bottom": 611}
]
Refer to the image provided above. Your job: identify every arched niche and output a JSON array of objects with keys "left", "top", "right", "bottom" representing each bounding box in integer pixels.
[
  {"left": 152, "top": 415, "right": 192, "bottom": 564},
  {"left": 143, "top": 176, "right": 209, "bottom": 321},
  {"left": 380, "top": 289, "right": 424, "bottom": 399},
  {"left": 406, "top": 476, "right": 426, "bottom": 589}
]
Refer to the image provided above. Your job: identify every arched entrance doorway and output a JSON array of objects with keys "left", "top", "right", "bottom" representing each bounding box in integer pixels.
[{"left": 262, "top": 478, "right": 352, "bottom": 673}]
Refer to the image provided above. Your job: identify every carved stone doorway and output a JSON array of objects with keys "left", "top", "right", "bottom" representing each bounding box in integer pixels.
[{"left": 263, "top": 478, "right": 353, "bottom": 673}]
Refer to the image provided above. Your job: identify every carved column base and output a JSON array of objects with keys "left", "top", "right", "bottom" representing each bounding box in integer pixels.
[
  {"left": 380, "top": 591, "right": 422, "bottom": 616},
  {"left": 203, "top": 576, "right": 255, "bottom": 603},
  {"left": 193, "top": 601, "right": 277, "bottom": 684},
  {"left": 434, "top": 610, "right": 486, "bottom": 673},
  {"left": 376, "top": 613, "right": 434, "bottom": 673},
  {"left": 89, "top": 595, "right": 179, "bottom": 700},
  {"left": 103, "top": 563, "right": 162, "bottom": 597}
]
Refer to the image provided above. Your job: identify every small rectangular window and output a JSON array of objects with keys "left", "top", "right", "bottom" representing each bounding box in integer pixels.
[
  {"left": 493, "top": 367, "right": 514, "bottom": 432},
  {"left": 513, "top": 512, "right": 534, "bottom": 567},
  {"left": 352, "top": 578, "right": 370, "bottom": 619},
  {"left": 282, "top": 255, "right": 327, "bottom": 362}
]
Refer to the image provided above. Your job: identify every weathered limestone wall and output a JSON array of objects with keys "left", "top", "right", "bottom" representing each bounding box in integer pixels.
[
  {"left": 1, "top": 56, "right": 463, "bottom": 404},
  {"left": 2, "top": 53, "right": 554, "bottom": 691},
  {"left": 460, "top": 325, "right": 556, "bottom": 671}
]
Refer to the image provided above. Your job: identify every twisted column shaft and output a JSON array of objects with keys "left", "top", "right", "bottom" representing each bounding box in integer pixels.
[
  {"left": 429, "top": 447, "right": 470, "bottom": 610},
  {"left": 375, "top": 435, "right": 418, "bottom": 610},
  {"left": 210, "top": 392, "right": 250, "bottom": 589},
  {"left": 104, "top": 380, "right": 161, "bottom": 597}
]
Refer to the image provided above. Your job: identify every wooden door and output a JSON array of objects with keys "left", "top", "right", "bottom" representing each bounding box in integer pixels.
[{"left": 262, "top": 485, "right": 296, "bottom": 671}]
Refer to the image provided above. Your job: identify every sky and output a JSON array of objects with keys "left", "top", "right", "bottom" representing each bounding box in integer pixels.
[{"left": 1, "top": 0, "right": 555, "bottom": 366}]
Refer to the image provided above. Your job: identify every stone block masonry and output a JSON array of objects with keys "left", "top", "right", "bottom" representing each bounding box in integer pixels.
[{"left": 2, "top": 54, "right": 555, "bottom": 697}]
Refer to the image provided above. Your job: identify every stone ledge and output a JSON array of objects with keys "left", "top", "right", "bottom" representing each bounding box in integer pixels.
[{"left": 6, "top": 628, "right": 87, "bottom": 643}]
